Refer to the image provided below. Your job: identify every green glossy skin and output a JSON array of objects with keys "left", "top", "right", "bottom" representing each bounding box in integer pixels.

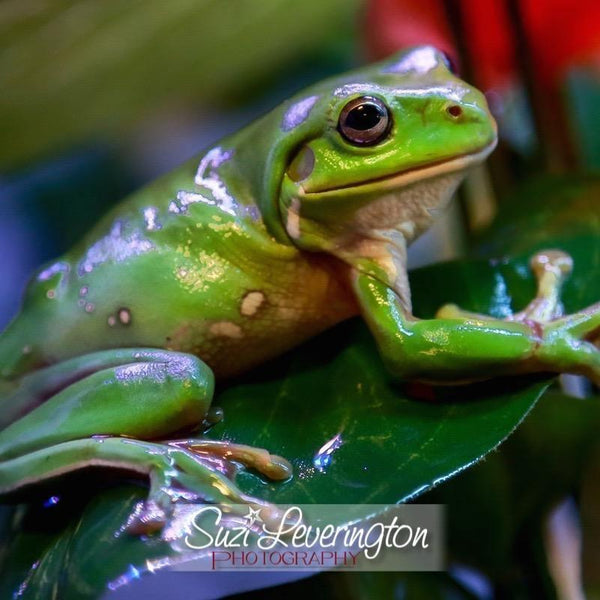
[{"left": 1, "top": 46, "right": 599, "bottom": 526}]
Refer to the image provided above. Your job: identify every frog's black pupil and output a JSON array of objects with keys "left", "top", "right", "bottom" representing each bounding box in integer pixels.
[{"left": 346, "top": 103, "right": 384, "bottom": 131}]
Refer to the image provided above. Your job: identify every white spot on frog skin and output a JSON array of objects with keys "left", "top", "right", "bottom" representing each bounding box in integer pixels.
[
  {"left": 285, "top": 197, "right": 301, "bottom": 240},
  {"left": 115, "top": 362, "right": 169, "bottom": 385},
  {"left": 240, "top": 291, "right": 265, "bottom": 316},
  {"left": 170, "top": 147, "right": 238, "bottom": 217},
  {"left": 37, "top": 261, "right": 69, "bottom": 282},
  {"left": 334, "top": 83, "right": 467, "bottom": 104},
  {"left": 143, "top": 206, "right": 161, "bottom": 231},
  {"left": 383, "top": 46, "right": 440, "bottom": 75},
  {"left": 246, "top": 205, "right": 261, "bottom": 221},
  {"left": 168, "top": 200, "right": 181, "bottom": 214},
  {"left": 46, "top": 290, "right": 55, "bottom": 299},
  {"left": 170, "top": 190, "right": 215, "bottom": 215},
  {"left": 209, "top": 321, "right": 243, "bottom": 339},
  {"left": 118, "top": 308, "right": 132, "bottom": 325},
  {"left": 107, "top": 308, "right": 131, "bottom": 327},
  {"left": 281, "top": 95, "right": 319, "bottom": 131},
  {"left": 194, "top": 148, "right": 237, "bottom": 215},
  {"left": 78, "top": 220, "right": 154, "bottom": 276},
  {"left": 79, "top": 286, "right": 88, "bottom": 297},
  {"left": 84, "top": 303, "right": 95, "bottom": 313},
  {"left": 333, "top": 83, "right": 376, "bottom": 98}
]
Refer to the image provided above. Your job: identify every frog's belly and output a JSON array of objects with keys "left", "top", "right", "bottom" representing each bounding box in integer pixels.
[{"left": 168, "top": 285, "right": 356, "bottom": 378}]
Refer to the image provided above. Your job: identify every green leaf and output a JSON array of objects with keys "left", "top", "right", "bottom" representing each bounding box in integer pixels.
[
  {"left": 475, "top": 174, "right": 600, "bottom": 263},
  {"left": 209, "top": 319, "right": 546, "bottom": 506}
]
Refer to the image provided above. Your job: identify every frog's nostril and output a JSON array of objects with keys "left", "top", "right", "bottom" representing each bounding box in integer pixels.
[{"left": 446, "top": 105, "right": 463, "bottom": 118}]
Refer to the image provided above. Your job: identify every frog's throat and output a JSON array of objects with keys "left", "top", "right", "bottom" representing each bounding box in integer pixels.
[
  {"left": 282, "top": 142, "right": 496, "bottom": 311},
  {"left": 300, "top": 142, "right": 496, "bottom": 197},
  {"left": 329, "top": 171, "right": 466, "bottom": 312}
]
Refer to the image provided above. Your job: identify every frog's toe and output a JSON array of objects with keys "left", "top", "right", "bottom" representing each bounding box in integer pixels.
[
  {"left": 565, "top": 341, "right": 600, "bottom": 386},
  {"left": 435, "top": 303, "right": 460, "bottom": 319},
  {"left": 554, "top": 302, "right": 600, "bottom": 341},
  {"left": 0, "top": 435, "right": 282, "bottom": 536},
  {"left": 536, "top": 317, "right": 600, "bottom": 385},
  {"left": 512, "top": 250, "right": 574, "bottom": 323},
  {"left": 125, "top": 499, "right": 168, "bottom": 535},
  {"left": 530, "top": 249, "right": 573, "bottom": 283},
  {"left": 435, "top": 303, "right": 494, "bottom": 321},
  {"left": 169, "top": 439, "right": 293, "bottom": 481}
]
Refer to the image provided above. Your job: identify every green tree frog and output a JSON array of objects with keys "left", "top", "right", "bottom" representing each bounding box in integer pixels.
[{"left": 1, "top": 46, "right": 598, "bottom": 530}]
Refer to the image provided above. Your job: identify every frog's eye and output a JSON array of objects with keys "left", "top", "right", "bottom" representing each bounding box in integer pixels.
[{"left": 338, "top": 96, "right": 391, "bottom": 146}]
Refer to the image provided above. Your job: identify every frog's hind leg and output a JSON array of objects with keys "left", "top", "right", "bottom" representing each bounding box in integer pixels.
[
  {"left": 0, "top": 348, "right": 291, "bottom": 532},
  {"left": 0, "top": 437, "right": 283, "bottom": 534},
  {"left": 0, "top": 348, "right": 214, "bottom": 446},
  {"left": 435, "top": 250, "right": 573, "bottom": 322}
]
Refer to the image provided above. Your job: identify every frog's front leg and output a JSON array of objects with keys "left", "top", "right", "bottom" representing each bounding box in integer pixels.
[
  {"left": 0, "top": 349, "right": 290, "bottom": 532},
  {"left": 353, "top": 255, "right": 600, "bottom": 384}
]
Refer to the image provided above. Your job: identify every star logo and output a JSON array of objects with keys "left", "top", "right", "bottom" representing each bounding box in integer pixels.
[{"left": 243, "top": 506, "right": 263, "bottom": 527}]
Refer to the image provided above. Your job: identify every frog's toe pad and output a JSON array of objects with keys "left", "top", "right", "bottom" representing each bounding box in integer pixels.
[
  {"left": 435, "top": 303, "right": 467, "bottom": 319},
  {"left": 530, "top": 250, "right": 573, "bottom": 281},
  {"left": 171, "top": 439, "right": 293, "bottom": 482}
]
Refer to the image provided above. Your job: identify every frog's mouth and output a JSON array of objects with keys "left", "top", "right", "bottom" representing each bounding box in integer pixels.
[{"left": 300, "top": 142, "right": 496, "bottom": 197}]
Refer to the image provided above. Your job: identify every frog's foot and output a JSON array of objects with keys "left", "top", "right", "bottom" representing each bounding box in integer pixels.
[
  {"left": 0, "top": 436, "right": 283, "bottom": 535},
  {"left": 437, "top": 250, "right": 600, "bottom": 383},
  {"left": 0, "top": 348, "right": 290, "bottom": 534},
  {"left": 532, "top": 300, "right": 600, "bottom": 385},
  {"left": 509, "top": 250, "right": 573, "bottom": 323},
  {"left": 435, "top": 250, "right": 573, "bottom": 322},
  {"left": 126, "top": 438, "right": 288, "bottom": 535},
  {"left": 126, "top": 439, "right": 293, "bottom": 534}
]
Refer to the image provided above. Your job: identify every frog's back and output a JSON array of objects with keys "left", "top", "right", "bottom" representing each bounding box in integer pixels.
[{"left": 0, "top": 146, "right": 356, "bottom": 380}]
